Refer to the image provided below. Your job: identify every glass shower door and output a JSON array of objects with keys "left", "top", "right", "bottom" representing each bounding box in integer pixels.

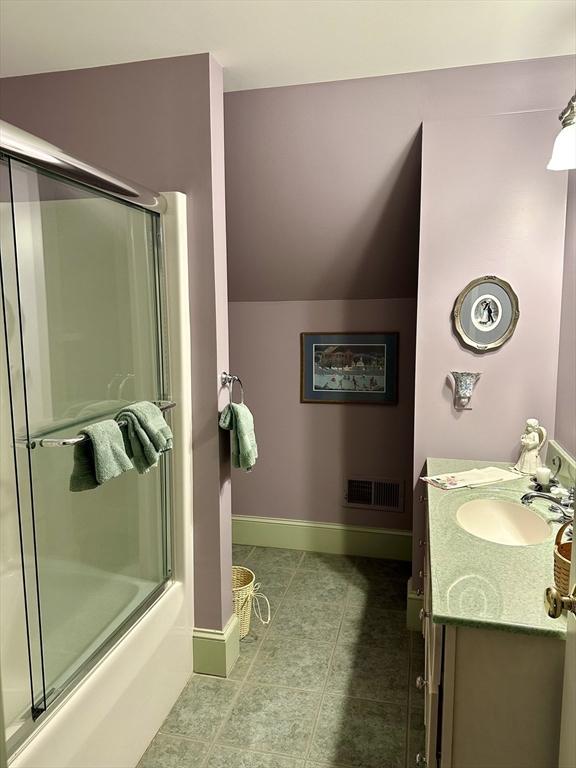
[
  {"left": 0, "top": 155, "right": 45, "bottom": 746},
  {"left": 1, "top": 156, "right": 171, "bottom": 750}
]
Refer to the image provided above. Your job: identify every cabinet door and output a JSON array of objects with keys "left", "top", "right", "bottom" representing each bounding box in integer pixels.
[
  {"left": 559, "top": 542, "right": 576, "bottom": 767},
  {"left": 424, "top": 617, "right": 443, "bottom": 694},
  {"left": 425, "top": 689, "right": 440, "bottom": 768},
  {"left": 421, "top": 536, "right": 443, "bottom": 766},
  {"left": 424, "top": 545, "right": 442, "bottom": 695}
]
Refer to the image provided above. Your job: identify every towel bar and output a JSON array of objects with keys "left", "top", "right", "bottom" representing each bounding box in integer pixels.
[{"left": 19, "top": 400, "right": 176, "bottom": 449}]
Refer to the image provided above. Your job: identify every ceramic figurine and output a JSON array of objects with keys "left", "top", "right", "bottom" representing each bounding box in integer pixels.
[{"left": 514, "top": 418, "right": 547, "bottom": 475}]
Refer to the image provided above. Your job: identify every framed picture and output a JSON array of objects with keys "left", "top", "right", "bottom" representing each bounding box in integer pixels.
[
  {"left": 453, "top": 275, "right": 520, "bottom": 352},
  {"left": 300, "top": 332, "right": 398, "bottom": 405}
]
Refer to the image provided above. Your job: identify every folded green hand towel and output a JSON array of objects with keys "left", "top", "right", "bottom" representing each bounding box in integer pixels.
[
  {"left": 70, "top": 419, "right": 133, "bottom": 492},
  {"left": 219, "top": 403, "right": 258, "bottom": 471},
  {"left": 115, "top": 401, "right": 173, "bottom": 474}
]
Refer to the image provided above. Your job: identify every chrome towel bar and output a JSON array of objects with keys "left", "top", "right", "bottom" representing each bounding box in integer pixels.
[{"left": 21, "top": 400, "right": 176, "bottom": 448}]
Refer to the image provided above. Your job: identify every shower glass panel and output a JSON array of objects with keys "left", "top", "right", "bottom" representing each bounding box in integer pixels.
[
  {"left": 0, "top": 156, "right": 45, "bottom": 746},
  {"left": 0, "top": 156, "right": 171, "bottom": 750}
]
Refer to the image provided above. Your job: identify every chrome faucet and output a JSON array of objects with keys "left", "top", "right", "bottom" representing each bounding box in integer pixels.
[{"left": 521, "top": 485, "right": 575, "bottom": 524}]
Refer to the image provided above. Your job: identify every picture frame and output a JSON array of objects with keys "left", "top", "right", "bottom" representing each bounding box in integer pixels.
[
  {"left": 300, "top": 332, "right": 399, "bottom": 405},
  {"left": 452, "top": 275, "right": 520, "bottom": 352}
]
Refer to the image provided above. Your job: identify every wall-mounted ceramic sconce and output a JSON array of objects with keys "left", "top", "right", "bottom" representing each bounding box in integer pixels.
[{"left": 451, "top": 371, "right": 481, "bottom": 411}]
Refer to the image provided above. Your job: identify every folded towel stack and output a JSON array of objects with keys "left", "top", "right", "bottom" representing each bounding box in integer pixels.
[
  {"left": 115, "top": 401, "right": 173, "bottom": 474},
  {"left": 69, "top": 420, "right": 133, "bottom": 492},
  {"left": 69, "top": 401, "right": 173, "bottom": 492},
  {"left": 219, "top": 402, "right": 258, "bottom": 471}
]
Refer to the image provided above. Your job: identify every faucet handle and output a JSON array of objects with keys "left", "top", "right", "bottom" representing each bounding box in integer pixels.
[
  {"left": 553, "top": 484, "right": 574, "bottom": 507},
  {"left": 561, "top": 485, "right": 575, "bottom": 506}
]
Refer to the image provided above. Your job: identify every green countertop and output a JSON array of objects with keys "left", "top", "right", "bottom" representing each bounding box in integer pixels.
[{"left": 426, "top": 457, "right": 567, "bottom": 639}]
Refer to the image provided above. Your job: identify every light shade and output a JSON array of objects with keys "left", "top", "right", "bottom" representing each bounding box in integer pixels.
[{"left": 547, "top": 122, "right": 576, "bottom": 171}]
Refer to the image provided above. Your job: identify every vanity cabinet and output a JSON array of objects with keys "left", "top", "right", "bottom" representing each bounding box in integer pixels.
[{"left": 417, "top": 536, "right": 565, "bottom": 768}]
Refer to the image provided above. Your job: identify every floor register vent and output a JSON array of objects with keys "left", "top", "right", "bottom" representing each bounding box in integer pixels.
[{"left": 344, "top": 477, "right": 404, "bottom": 513}]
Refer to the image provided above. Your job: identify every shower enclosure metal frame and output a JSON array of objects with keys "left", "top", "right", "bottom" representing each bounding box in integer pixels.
[
  {"left": 0, "top": 121, "right": 166, "bottom": 213},
  {"left": 0, "top": 120, "right": 183, "bottom": 761}
]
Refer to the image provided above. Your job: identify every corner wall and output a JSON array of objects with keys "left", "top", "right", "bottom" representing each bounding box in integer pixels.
[
  {"left": 0, "top": 53, "right": 232, "bottom": 632},
  {"left": 413, "top": 110, "right": 568, "bottom": 586}
]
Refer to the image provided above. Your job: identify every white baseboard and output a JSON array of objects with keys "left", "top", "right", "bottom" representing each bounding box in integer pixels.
[
  {"left": 193, "top": 614, "right": 239, "bottom": 678},
  {"left": 232, "top": 515, "right": 412, "bottom": 560}
]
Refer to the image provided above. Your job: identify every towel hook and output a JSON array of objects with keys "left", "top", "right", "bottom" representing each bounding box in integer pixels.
[{"left": 221, "top": 371, "right": 244, "bottom": 404}]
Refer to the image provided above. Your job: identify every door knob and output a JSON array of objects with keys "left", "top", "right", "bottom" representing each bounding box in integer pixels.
[
  {"left": 545, "top": 585, "right": 576, "bottom": 618},
  {"left": 419, "top": 608, "right": 429, "bottom": 621},
  {"left": 416, "top": 752, "right": 428, "bottom": 765},
  {"left": 416, "top": 675, "right": 428, "bottom": 690}
]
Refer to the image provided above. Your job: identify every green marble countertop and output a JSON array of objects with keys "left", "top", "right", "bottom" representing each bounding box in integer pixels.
[{"left": 426, "top": 457, "right": 567, "bottom": 639}]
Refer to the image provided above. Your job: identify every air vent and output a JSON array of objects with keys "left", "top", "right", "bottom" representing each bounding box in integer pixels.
[{"left": 344, "top": 477, "right": 404, "bottom": 513}]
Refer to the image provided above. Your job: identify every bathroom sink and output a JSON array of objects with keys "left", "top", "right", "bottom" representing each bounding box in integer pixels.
[{"left": 456, "top": 499, "right": 551, "bottom": 546}]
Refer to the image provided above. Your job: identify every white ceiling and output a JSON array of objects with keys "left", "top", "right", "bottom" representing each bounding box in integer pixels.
[{"left": 1, "top": 0, "right": 574, "bottom": 91}]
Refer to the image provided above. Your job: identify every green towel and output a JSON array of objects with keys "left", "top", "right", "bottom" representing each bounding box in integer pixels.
[
  {"left": 69, "top": 419, "right": 133, "bottom": 492},
  {"left": 115, "top": 401, "right": 173, "bottom": 474},
  {"left": 219, "top": 403, "right": 258, "bottom": 471}
]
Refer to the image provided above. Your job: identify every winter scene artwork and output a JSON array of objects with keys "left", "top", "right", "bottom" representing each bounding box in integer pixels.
[{"left": 301, "top": 333, "right": 398, "bottom": 404}]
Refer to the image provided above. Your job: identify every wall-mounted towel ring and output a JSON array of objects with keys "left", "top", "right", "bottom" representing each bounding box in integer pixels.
[{"left": 221, "top": 371, "right": 244, "bottom": 404}]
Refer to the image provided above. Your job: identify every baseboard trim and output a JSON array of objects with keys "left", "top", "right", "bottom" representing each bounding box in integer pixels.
[
  {"left": 232, "top": 515, "right": 412, "bottom": 560},
  {"left": 193, "top": 614, "right": 240, "bottom": 678}
]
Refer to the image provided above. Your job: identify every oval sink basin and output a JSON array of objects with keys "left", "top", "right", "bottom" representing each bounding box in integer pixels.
[{"left": 456, "top": 499, "right": 551, "bottom": 546}]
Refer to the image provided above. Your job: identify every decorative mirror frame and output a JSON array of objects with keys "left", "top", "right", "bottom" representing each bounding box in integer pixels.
[{"left": 453, "top": 275, "right": 520, "bottom": 352}]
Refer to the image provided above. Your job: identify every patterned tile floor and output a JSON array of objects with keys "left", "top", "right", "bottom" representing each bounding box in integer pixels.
[{"left": 138, "top": 546, "right": 426, "bottom": 768}]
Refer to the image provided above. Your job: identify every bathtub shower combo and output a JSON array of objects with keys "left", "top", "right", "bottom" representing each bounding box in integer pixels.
[{"left": 0, "top": 122, "right": 193, "bottom": 766}]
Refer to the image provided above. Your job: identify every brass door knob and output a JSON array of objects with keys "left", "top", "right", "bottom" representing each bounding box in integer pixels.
[{"left": 545, "top": 585, "right": 576, "bottom": 618}]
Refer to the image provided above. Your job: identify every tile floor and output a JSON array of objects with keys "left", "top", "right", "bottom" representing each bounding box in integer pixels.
[{"left": 138, "top": 546, "right": 426, "bottom": 768}]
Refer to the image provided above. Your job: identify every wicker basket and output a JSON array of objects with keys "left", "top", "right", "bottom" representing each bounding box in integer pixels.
[
  {"left": 554, "top": 521, "right": 572, "bottom": 595},
  {"left": 232, "top": 566, "right": 256, "bottom": 639}
]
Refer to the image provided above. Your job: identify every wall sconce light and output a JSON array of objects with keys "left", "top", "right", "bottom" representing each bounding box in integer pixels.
[
  {"left": 451, "top": 371, "right": 481, "bottom": 411},
  {"left": 547, "top": 93, "right": 576, "bottom": 171}
]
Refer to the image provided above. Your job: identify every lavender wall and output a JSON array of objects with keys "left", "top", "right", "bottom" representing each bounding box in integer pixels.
[
  {"left": 0, "top": 54, "right": 233, "bottom": 631},
  {"left": 225, "top": 56, "right": 574, "bottom": 304},
  {"left": 413, "top": 110, "right": 568, "bottom": 584},
  {"left": 224, "top": 55, "right": 575, "bottom": 533},
  {"left": 229, "top": 299, "right": 416, "bottom": 529},
  {"left": 555, "top": 171, "right": 576, "bottom": 456}
]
